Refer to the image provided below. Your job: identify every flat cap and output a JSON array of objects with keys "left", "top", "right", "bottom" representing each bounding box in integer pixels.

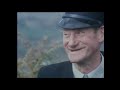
[{"left": 58, "top": 12, "right": 104, "bottom": 29}]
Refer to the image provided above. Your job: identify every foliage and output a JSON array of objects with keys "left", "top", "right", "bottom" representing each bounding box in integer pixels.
[{"left": 17, "top": 38, "right": 68, "bottom": 78}]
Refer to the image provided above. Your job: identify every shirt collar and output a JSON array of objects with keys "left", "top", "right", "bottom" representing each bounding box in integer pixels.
[{"left": 72, "top": 53, "right": 104, "bottom": 78}]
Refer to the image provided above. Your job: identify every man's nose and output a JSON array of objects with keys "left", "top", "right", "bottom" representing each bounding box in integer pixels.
[{"left": 68, "top": 35, "right": 78, "bottom": 48}]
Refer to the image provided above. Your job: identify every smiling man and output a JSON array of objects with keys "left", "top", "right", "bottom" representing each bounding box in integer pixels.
[{"left": 38, "top": 12, "right": 104, "bottom": 78}]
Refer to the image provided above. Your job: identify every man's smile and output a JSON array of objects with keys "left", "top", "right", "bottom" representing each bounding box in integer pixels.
[{"left": 68, "top": 47, "right": 85, "bottom": 52}]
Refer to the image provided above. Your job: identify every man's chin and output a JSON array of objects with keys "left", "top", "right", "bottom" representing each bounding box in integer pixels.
[{"left": 68, "top": 58, "right": 84, "bottom": 63}]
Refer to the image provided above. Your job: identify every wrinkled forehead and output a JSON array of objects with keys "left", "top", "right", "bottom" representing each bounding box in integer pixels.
[
  {"left": 62, "top": 29, "right": 86, "bottom": 34},
  {"left": 62, "top": 27, "right": 94, "bottom": 32}
]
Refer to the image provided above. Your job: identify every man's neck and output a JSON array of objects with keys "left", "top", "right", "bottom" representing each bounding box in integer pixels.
[{"left": 74, "top": 51, "right": 101, "bottom": 74}]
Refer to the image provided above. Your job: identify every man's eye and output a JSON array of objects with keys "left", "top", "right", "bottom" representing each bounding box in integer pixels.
[
  {"left": 79, "top": 31, "right": 85, "bottom": 33},
  {"left": 76, "top": 31, "right": 85, "bottom": 34},
  {"left": 64, "top": 34, "right": 68, "bottom": 35},
  {"left": 64, "top": 34, "right": 70, "bottom": 37},
  {"left": 81, "top": 31, "right": 85, "bottom": 33}
]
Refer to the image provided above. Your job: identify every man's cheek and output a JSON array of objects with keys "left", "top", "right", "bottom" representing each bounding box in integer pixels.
[
  {"left": 63, "top": 42, "right": 68, "bottom": 48},
  {"left": 63, "top": 40, "right": 68, "bottom": 48}
]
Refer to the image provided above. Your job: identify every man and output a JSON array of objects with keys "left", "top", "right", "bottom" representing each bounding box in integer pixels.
[{"left": 38, "top": 12, "right": 104, "bottom": 78}]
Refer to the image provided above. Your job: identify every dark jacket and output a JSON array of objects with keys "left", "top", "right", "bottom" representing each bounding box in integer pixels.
[{"left": 38, "top": 51, "right": 104, "bottom": 78}]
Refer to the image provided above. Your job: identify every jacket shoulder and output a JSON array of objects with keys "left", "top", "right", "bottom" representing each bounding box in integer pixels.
[{"left": 37, "top": 61, "right": 71, "bottom": 78}]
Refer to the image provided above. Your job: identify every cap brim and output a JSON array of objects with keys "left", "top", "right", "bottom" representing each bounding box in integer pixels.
[{"left": 58, "top": 18, "right": 91, "bottom": 29}]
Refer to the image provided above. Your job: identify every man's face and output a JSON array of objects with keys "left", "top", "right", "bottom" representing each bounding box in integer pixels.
[{"left": 63, "top": 27, "right": 104, "bottom": 63}]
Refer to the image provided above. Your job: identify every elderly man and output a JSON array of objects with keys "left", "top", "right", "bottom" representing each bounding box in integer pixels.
[{"left": 38, "top": 12, "right": 104, "bottom": 78}]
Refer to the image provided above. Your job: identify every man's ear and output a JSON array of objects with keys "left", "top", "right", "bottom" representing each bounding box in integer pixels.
[{"left": 97, "top": 25, "right": 104, "bottom": 43}]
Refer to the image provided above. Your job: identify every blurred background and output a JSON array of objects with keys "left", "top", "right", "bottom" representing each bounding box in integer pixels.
[{"left": 17, "top": 12, "right": 104, "bottom": 78}]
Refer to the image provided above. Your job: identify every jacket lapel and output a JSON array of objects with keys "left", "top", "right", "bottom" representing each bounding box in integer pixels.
[{"left": 60, "top": 61, "right": 74, "bottom": 78}]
